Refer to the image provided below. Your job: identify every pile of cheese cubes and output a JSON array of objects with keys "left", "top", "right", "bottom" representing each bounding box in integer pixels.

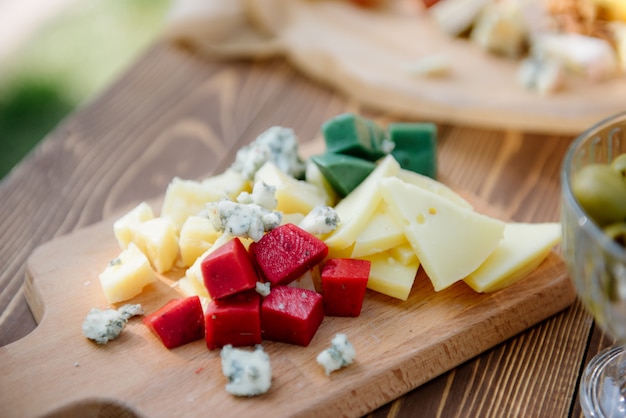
[{"left": 98, "top": 113, "right": 562, "bottom": 307}]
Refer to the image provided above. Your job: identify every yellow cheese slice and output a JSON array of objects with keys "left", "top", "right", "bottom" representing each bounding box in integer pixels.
[
  {"left": 397, "top": 169, "right": 473, "bottom": 210},
  {"left": 390, "top": 242, "right": 418, "bottom": 266},
  {"left": 360, "top": 251, "right": 420, "bottom": 301},
  {"left": 324, "top": 155, "right": 401, "bottom": 250},
  {"left": 379, "top": 176, "right": 505, "bottom": 291},
  {"left": 464, "top": 222, "right": 561, "bottom": 292},
  {"left": 351, "top": 203, "right": 405, "bottom": 257}
]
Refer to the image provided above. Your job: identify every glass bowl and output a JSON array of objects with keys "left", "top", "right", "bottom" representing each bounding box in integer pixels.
[{"left": 561, "top": 110, "right": 626, "bottom": 418}]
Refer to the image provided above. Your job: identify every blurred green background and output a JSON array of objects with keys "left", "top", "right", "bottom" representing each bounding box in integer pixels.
[{"left": 0, "top": 0, "right": 170, "bottom": 179}]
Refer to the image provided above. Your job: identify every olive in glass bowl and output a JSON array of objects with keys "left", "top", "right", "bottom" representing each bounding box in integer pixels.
[{"left": 561, "top": 110, "right": 626, "bottom": 418}]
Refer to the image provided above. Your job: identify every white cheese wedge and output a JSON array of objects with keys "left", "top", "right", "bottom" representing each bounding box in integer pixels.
[
  {"left": 380, "top": 176, "right": 505, "bottom": 292},
  {"left": 464, "top": 222, "right": 561, "bottom": 292},
  {"left": 254, "top": 161, "right": 327, "bottom": 214},
  {"left": 133, "top": 217, "right": 179, "bottom": 273},
  {"left": 324, "top": 155, "right": 401, "bottom": 250},
  {"left": 351, "top": 203, "right": 405, "bottom": 257},
  {"left": 99, "top": 243, "right": 156, "bottom": 304},
  {"left": 360, "top": 251, "right": 420, "bottom": 301},
  {"left": 113, "top": 202, "right": 154, "bottom": 249}
]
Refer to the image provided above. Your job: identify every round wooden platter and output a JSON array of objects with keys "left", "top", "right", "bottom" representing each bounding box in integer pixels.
[
  {"left": 0, "top": 189, "right": 575, "bottom": 418},
  {"left": 167, "top": 0, "right": 626, "bottom": 135}
]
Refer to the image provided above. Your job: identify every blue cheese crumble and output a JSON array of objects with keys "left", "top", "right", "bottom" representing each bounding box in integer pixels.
[
  {"left": 221, "top": 344, "right": 272, "bottom": 396},
  {"left": 230, "top": 126, "right": 306, "bottom": 180},
  {"left": 255, "top": 281, "right": 271, "bottom": 297},
  {"left": 206, "top": 198, "right": 282, "bottom": 242},
  {"left": 298, "top": 205, "right": 340, "bottom": 235},
  {"left": 316, "top": 333, "right": 356, "bottom": 376},
  {"left": 82, "top": 304, "right": 143, "bottom": 344}
]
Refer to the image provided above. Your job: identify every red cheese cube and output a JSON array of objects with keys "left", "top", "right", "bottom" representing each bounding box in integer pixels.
[
  {"left": 143, "top": 296, "right": 205, "bottom": 349},
  {"left": 249, "top": 224, "right": 328, "bottom": 286},
  {"left": 261, "top": 286, "right": 324, "bottom": 346},
  {"left": 201, "top": 238, "right": 258, "bottom": 300},
  {"left": 321, "top": 258, "right": 371, "bottom": 317},
  {"left": 205, "top": 291, "right": 261, "bottom": 350}
]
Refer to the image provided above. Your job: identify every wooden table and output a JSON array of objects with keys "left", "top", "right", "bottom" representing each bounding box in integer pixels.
[{"left": 0, "top": 42, "right": 610, "bottom": 417}]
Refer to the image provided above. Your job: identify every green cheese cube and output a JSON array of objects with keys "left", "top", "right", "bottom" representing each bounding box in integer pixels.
[
  {"left": 389, "top": 122, "right": 437, "bottom": 179},
  {"left": 310, "top": 153, "right": 376, "bottom": 198},
  {"left": 322, "top": 113, "right": 389, "bottom": 161}
]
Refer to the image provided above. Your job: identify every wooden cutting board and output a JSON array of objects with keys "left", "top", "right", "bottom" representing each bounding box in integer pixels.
[{"left": 0, "top": 191, "right": 575, "bottom": 418}]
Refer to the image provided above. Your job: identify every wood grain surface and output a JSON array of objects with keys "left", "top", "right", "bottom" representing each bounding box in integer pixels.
[{"left": 0, "top": 41, "right": 601, "bottom": 417}]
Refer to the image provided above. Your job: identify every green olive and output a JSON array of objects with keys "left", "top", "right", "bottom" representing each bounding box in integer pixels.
[
  {"left": 611, "top": 153, "right": 626, "bottom": 177},
  {"left": 572, "top": 164, "right": 626, "bottom": 226},
  {"left": 603, "top": 222, "right": 626, "bottom": 247}
]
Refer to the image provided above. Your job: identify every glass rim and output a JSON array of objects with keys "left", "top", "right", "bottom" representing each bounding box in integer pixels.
[{"left": 561, "top": 110, "right": 626, "bottom": 262}]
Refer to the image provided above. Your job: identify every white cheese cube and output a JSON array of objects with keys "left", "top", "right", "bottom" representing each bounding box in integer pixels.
[
  {"left": 470, "top": 0, "right": 527, "bottom": 58},
  {"left": 98, "top": 243, "right": 156, "bottom": 304},
  {"left": 202, "top": 169, "right": 251, "bottom": 201},
  {"left": 161, "top": 177, "right": 227, "bottom": 230},
  {"left": 133, "top": 217, "right": 179, "bottom": 273},
  {"left": 254, "top": 162, "right": 327, "bottom": 214},
  {"left": 113, "top": 202, "right": 154, "bottom": 249},
  {"left": 179, "top": 216, "right": 221, "bottom": 267}
]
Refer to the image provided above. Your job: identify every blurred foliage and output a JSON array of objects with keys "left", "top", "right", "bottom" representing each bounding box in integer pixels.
[{"left": 0, "top": 0, "right": 171, "bottom": 179}]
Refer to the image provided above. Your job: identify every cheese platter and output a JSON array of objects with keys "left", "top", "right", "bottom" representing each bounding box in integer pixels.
[{"left": 0, "top": 149, "right": 575, "bottom": 418}]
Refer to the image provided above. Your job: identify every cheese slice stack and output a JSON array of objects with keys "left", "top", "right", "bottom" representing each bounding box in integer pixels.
[{"left": 379, "top": 176, "right": 505, "bottom": 291}]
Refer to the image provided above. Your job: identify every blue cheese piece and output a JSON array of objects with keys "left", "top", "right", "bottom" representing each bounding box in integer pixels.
[
  {"left": 316, "top": 333, "right": 356, "bottom": 376},
  {"left": 517, "top": 55, "right": 564, "bottom": 95},
  {"left": 255, "top": 281, "right": 271, "bottom": 297},
  {"left": 81, "top": 304, "right": 143, "bottom": 344},
  {"left": 220, "top": 344, "right": 272, "bottom": 397},
  {"left": 206, "top": 198, "right": 282, "bottom": 242},
  {"left": 298, "top": 205, "right": 340, "bottom": 235},
  {"left": 230, "top": 126, "right": 306, "bottom": 181},
  {"left": 531, "top": 33, "right": 619, "bottom": 81}
]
